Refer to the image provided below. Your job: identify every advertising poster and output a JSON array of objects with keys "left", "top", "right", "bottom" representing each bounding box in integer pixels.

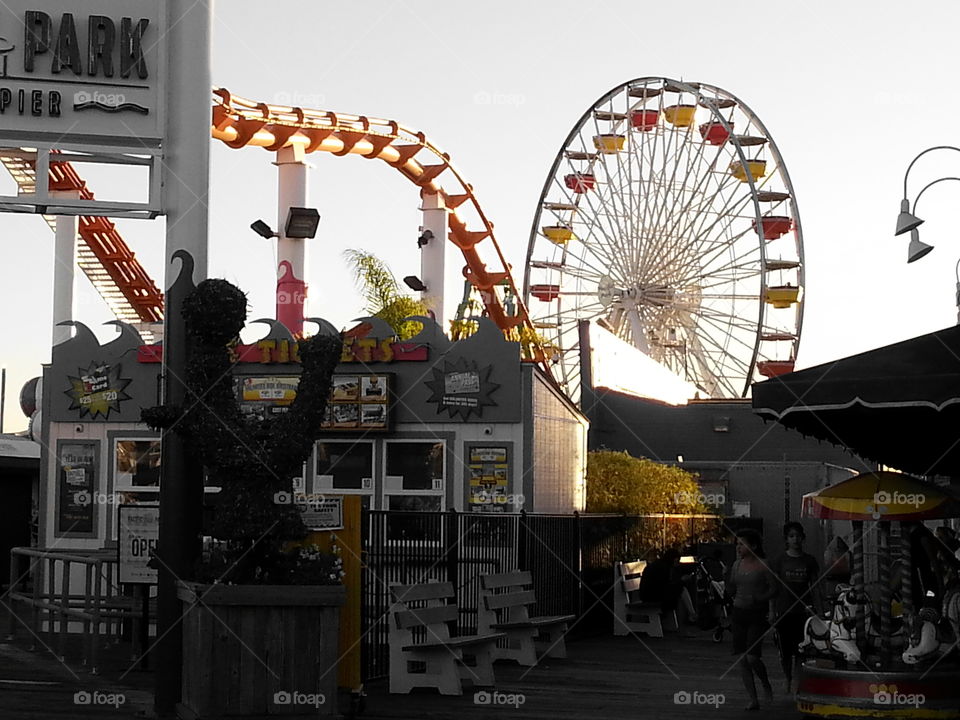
[
  {"left": 236, "top": 376, "right": 300, "bottom": 421},
  {"left": 322, "top": 374, "right": 391, "bottom": 431},
  {"left": 468, "top": 445, "right": 510, "bottom": 512},
  {"left": 57, "top": 441, "right": 97, "bottom": 535}
]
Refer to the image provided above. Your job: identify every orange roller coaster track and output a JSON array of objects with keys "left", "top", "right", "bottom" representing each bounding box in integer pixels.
[
  {"left": 1, "top": 89, "right": 550, "bottom": 371},
  {"left": 210, "top": 88, "right": 547, "bottom": 368}
]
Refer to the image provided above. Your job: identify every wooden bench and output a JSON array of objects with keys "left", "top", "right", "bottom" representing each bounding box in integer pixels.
[
  {"left": 478, "top": 570, "right": 576, "bottom": 666},
  {"left": 389, "top": 581, "right": 505, "bottom": 695},
  {"left": 613, "top": 560, "right": 677, "bottom": 637}
]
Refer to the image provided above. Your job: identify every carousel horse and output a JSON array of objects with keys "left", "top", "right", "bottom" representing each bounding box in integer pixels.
[
  {"left": 800, "top": 584, "right": 864, "bottom": 663},
  {"left": 800, "top": 584, "right": 907, "bottom": 664},
  {"left": 904, "top": 588, "right": 960, "bottom": 665},
  {"left": 902, "top": 607, "right": 951, "bottom": 664}
]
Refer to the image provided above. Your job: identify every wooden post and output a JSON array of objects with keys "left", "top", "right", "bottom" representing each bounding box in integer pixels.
[{"left": 308, "top": 496, "right": 362, "bottom": 691}]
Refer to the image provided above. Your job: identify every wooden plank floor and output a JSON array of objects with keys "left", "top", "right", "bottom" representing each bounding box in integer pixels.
[
  {"left": 360, "top": 630, "right": 800, "bottom": 720},
  {"left": 1, "top": 602, "right": 799, "bottom": 719}
]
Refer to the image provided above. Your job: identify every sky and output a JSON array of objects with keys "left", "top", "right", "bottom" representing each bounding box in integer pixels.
[{"left": 2, "top": 0, "right": 960, "bottom": 432}]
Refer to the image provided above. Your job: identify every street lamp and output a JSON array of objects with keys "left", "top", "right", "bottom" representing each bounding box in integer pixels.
[
  {"left": 897, "top": 147, "right": 960, "bottom": 322},
  {"left": 897, "top": 176, "right": 960, "bottom": 263}
]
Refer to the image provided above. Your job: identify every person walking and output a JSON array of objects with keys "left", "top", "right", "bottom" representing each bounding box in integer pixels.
[
  {"left": 770, "top": 522, "right": 821, "bottom": 693},
  {"left": 727, "top": 529, "right": 776, "bottom": 710}
]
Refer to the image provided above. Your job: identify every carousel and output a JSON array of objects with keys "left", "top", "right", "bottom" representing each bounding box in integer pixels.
[
  {"left": 796, "top": 471, "right": 960, "bottom": 719},
  {"left": 752, "top": 324, "right": 960, "bottom": 718}
]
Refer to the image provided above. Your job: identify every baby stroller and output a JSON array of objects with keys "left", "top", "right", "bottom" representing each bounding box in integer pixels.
[{"left": 694, "top": 558, "right": 732, "bottom": 642}]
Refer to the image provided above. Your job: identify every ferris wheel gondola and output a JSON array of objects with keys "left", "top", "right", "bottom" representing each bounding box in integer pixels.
[{"left": 523, "top": 78, "right": 804, "bottom": 402}]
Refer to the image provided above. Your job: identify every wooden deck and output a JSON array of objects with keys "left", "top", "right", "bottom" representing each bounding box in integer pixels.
[
  {"left": 0, "top": 600, "right": 799, "bottom": 719},
  {"left": 360, "top": 630, "right": 800, "bottom": 719}
]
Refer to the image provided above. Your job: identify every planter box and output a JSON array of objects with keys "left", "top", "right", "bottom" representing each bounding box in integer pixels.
[{"left": 177, "top": 582, "right": 346, "bottom": 718}]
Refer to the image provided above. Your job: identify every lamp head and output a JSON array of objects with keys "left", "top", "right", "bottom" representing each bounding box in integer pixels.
[
  {"left": 403, "top": 275, "right": 427, "bottom": 292},
  {"left": 250, "top": 219, "right": 277, "bottom": 239},
  {"left": 907, "top": 228, "right": 934, "bottom": 263},
  {"left": 896, "top": 198, "right": 924, "bottom": 236},
  {"left": 284, "top": 207, "right": 321, "bottom": 239}
]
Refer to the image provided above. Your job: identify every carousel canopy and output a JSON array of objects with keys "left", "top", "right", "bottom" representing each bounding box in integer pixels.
[
  {"left": 802, "top": 471, "right": 960, "bottom": 521},
  {"left": 752, "top": 325, "right": 960, "bottom": 477}
]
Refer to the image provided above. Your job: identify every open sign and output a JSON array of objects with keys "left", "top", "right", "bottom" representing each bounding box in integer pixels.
[{"left": 118, "top": 505, "right": 159, "bottom": 583}]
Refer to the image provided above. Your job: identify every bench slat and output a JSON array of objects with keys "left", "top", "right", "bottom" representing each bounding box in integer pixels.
[
  {"left": 491, "top": 614, "right": 575, "bottom": 630},
  {"left": 393, "top": 604, "right": 458, "bottom": 629},
  {"left": 390, "top": 581, "right": 453, "bottom": 603},
  {"left": 483, "top": 589, "right": 536, "bottom": 611},
  {"left": 402, "top": 632, "right": 506, "bottom": 652},
  {"left": 480, "top": 570, "right": 532, "bottom": 590}
]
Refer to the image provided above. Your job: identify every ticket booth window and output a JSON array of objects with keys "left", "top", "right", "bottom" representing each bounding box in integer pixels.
[
  {"left": 384, "top": 440, "right": 444, "bottom": 510},
  {"left": 115, "top": 439, "right": 161, "bottom": 492},
  {"left": 315, "top": 441, "right": 374, "bottom": 492}
]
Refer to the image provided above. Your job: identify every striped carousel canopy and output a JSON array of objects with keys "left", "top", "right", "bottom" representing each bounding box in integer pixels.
[{"left": 801, "top": 471, "right": 960, "bottom": 521}]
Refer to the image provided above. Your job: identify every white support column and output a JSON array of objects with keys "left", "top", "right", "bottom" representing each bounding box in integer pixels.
[
  {"left": 52, "top": 191, "right": 79, "bottom": 346},
  {"left": 419, "top": 192, "right": 448, "bottom": 332},
  {"left": 276, "top": 144, "right": 309, "bottom": 335}
]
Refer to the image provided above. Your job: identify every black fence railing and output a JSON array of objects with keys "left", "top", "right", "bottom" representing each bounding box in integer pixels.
[{"left": 360, "top": 510, "right": 736, "bottom": 681}]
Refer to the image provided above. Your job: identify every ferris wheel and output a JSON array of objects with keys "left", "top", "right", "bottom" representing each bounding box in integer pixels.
[{"left": 523, "top": 78, "right": 804, "bottom": 403}]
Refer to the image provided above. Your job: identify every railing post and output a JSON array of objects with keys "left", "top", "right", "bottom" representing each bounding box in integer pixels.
[
  {"left": 29, "top": 556, "right": 40, "bottom": 649},
  {"left": 575, "top": 511, "right": 583, "bottom": 619},
  {"left": 6, "top": 550, "right": 17, "bottom": 640},
  {"left": 91, "top": 559, "right": 102, "bottom": 674},
  {"left": 59, "top": 559, "right": 71, "bottom": 661},
  {"left": 518, "top": 510, "right": 529, "bottom": 572}
]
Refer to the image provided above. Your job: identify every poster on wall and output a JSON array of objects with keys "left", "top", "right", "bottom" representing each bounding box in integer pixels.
[
  {"left": 64, "top": 362, "right": 132, "bottom": 419},
  {"left": 57, "top": 441, "right": 97, "bottom": 535},
  {"left": 118, "top": 505, "right": 159, "bottom": 584},
  {"left": 425, "top": 358, "right": 500, "bottom": 420},
  {"left": 468, "top": 445, "right": 511, "bottom": 513},
  {"left": 236, "top": 376, "right": 300, "bottom": 421},
  {"left": 321, "top": 374, "right": 391, "bottom": 431}
]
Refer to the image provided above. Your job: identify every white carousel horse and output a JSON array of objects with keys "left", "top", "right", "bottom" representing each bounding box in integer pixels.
[
  {"left": 800, "top": 584, "right": 907, "bottom": 664},
  {"left": 800, "top": 584, "right": 863, "bottom": 663}
]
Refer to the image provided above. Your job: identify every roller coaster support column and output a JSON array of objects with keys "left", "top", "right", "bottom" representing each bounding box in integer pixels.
[
  {"left": 420, "top": 191, "right": 448, "bottom": 331},
  {"left": 52, "top": 192, "right": 79, "bottom": 346},
  {"left": 155, "top": 0, "right": 211, "bottom": 715},
  {"left": 276, "top": 144, "right": 309, "bottom": 336}
]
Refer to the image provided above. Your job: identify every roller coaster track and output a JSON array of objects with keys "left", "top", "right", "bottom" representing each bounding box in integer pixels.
[{"left": 1, "top": 88, "right": 550, "bottom": 371}]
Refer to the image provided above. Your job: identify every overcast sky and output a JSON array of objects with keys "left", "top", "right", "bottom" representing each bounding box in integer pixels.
[{"left": 2, "top": 0, "right": 959, "bottom": 431}]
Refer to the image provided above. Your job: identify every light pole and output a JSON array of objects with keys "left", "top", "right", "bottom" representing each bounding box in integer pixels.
[{"left": 895, "top": 146, "right": 960, "bottom": 323}]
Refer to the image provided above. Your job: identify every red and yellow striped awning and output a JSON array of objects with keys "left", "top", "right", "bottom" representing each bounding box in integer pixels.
[{"left": 802, "top": 471, "right": 960, "bottom": 521}]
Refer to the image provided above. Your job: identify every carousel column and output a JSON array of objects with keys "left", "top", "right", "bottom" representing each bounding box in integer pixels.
[
  {"left": 878, "top": 522, "right": 892, "bottom": 665},
  {"left": 900, "top": 523, "right": 914, "bottom": 626},
  {"left": 155, "top": 0, "right": 211, "bottom": 714},
  {"left": 852, "top": 520, "right": 866, "bottom": 655},
  {"left": 419, "top": 191, "right": 447, "bottom": 330},
  {"left": 51, "top": 193, "right": 79, "bottom": 346},
  {"left": 276, "top": 144, "right": 309, "bottom": 337}
]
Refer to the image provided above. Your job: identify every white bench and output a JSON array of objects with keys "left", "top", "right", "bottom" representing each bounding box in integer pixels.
[
  {"left": 389, "top": 581, "right": 505, "bottom": 695},
  {"left": 613, "top": 560, "right": 678, "bottom": 637},
  {"left": 478, "top": 570, "right": 576, "bottom": 666}
]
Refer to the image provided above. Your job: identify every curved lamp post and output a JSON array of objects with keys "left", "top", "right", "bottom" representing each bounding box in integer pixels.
[{"left": 896, "top": 147, "right": 960, "bottom": 323}]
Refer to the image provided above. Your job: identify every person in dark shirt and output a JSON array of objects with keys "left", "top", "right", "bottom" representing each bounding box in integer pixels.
[{"left": 770, "top": 522, "right": 821, "bottom": 693}]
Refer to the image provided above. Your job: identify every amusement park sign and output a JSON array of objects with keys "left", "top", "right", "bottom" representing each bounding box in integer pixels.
[
  {"left": 0, "top": 1, "right": 163, "bottom": 139},
  {"left": 0, "top": 0, "right": 167, "bottom": 216}
]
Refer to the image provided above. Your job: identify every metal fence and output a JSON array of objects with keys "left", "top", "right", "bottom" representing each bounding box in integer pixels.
[{"left": 360, "top": 510, "right": 726, "bottom": 680}]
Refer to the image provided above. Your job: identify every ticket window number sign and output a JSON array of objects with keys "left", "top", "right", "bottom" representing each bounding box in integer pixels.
[{"left": 118, "top": 504, "right": 159, "bottom": 584}]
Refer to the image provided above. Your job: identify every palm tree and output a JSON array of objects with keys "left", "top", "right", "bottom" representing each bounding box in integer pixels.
[{"left": 343, "top": 249, "right": 427, "bottom": 340}]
